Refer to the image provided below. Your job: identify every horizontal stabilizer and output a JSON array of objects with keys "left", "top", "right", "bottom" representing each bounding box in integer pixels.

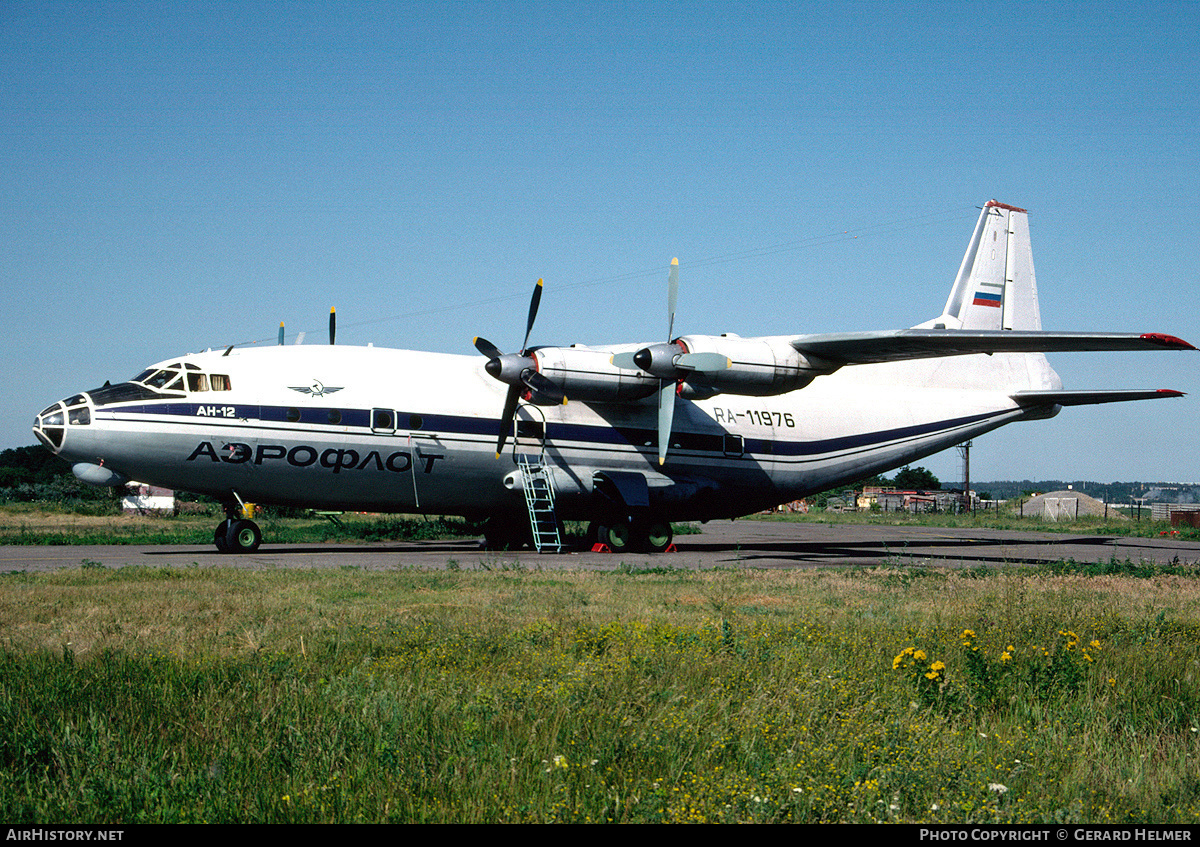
[
  {"left": 790, "top": 330, "right": 1195, "bottom": 367},
  {"left": 1011, "top": 389, "right": 1186, "bottom": 407}
]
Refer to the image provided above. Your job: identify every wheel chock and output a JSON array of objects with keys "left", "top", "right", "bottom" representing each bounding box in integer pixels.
[{"left": 589, "top": 543, "right": 678, "bottom": 553}]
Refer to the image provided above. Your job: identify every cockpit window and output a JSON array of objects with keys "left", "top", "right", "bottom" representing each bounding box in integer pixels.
[
  {"left": 141, "top": 369, "right": 179, "bottom": 389},
  {"left": 126, "top": 365, "right": 230, "bottom": 395}
]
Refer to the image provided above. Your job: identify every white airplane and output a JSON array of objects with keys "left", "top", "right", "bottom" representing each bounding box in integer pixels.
[{"left": 32, "top": 201, "right": 1194, "bottom": 554}]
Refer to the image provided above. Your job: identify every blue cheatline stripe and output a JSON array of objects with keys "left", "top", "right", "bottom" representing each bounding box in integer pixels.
[{"left": 95, "top": 401, "right": 1009, "bottom": 463}]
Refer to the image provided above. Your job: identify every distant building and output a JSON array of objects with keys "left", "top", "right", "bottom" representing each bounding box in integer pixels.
[
  {"left": 858, "top": 486, "right": 971, "bottom": 513},
  {"left": 121, "top": 482, "right": 175, "bottom": 515}
]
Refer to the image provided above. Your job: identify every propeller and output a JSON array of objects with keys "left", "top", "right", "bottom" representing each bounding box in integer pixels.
[
  {"left": 475, "top": 278, "right": 566, "bottom": 457},
  {"left": 655, "top": 259, "right": 680, "bottom": 465},
  {"left": 329, "top": 307, "right": 336, "bottom": 345},
  {"left": 278, "top": 322, "right": 285, "bottom": 346},
  {"left": 611, "top": 259, "right": 729, "bottom": 464}
]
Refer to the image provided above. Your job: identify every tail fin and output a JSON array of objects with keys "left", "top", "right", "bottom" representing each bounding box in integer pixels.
[{"left": 925, "top": 200, "right": 1042, "bottom": 331}]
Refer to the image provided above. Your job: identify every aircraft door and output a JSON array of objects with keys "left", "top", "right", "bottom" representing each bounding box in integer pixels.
[
  {"left": 511, "top": 403, "right": 548, "bottom": 462},
  {"left": 406, "top": 429, "right": 445, "bottom": 511}
]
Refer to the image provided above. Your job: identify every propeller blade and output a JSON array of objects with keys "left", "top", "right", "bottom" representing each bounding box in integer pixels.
[
  {"left": 666, "top": 258, "right": 679, "bottom": 341},
  {"left": 496, "top": 383, "right": 521, "bottom": 457},
  {"left": 657, "top": 380, "right": 676, "bottom": 465},
  {"left": 481, "top": 277, "right": 548, "bottom": 456},
  {"left": 474, "top": 336, "right": 504, "bottom": 360},
  {"left": 674, "top": 352, "right": 731, "bottom": 372},
  {"left": 521, "top": 278, "right": 543, "bottom": 353},
  {"left": 329, "top": 307, "right": 336, "bottom": 345},
  {"left": 278, "top": 322, "right": 284, "bottom": 346},
  {"left": 610, "top": 351, "right": 640, "bottom": 370}
]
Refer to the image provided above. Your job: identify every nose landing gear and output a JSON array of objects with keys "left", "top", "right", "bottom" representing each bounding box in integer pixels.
[{"left": 214, "top": 500, "right": 262, "bottom": 553}]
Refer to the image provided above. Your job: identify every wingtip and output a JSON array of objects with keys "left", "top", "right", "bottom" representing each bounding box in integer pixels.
[
  {"left": 1140, "top": 333, "right": 1196, "bottom": 350},
  {"left": 1156, "top": 389, "right": 1187, "bottom": 397}
]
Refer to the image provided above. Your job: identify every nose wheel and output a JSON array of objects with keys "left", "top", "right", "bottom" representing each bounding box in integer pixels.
[{"left": 214, "top": 518, "right": 262, "bottom": 553}]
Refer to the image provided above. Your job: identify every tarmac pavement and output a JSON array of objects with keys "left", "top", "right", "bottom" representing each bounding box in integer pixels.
[{"left": 2, "top": 519, "right": 1198, "bottom": 572}]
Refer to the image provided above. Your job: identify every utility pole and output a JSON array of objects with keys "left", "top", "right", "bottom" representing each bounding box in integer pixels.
[{"left": 956, "top": 441, "right": 973, "bottom": 515}]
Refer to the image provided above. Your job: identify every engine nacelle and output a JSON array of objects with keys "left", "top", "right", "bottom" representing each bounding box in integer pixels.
[
  {"left": 534, "top": 346, "right": 660, "bottom": 403},
  {"left": 674, "top": 334, "right": 834, "bottom": 397}
]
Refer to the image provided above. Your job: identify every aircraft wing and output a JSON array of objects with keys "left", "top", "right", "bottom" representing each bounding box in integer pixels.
[
  {"left": 1011, "top": 389, "right": 1186, "bottom": 407},
  {"left": 789, "top": 330, "right": 1195, "bottom": 366}
]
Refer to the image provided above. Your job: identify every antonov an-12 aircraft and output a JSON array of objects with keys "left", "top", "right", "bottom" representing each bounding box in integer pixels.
[{"left": 32, "top": 201, "right": 1194, "bottom": 554}]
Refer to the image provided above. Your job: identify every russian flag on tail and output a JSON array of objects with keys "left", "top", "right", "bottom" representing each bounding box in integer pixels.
[{"left": 972, "top": 291, "right": 1002, "bottom": 308}]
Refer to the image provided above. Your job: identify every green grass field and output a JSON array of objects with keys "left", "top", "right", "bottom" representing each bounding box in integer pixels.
[
  {"left": 1, "top": 499, "right": 1194, "bottom": 546},
  {"left": 2, "top": 557, "right": 1199, "bottom": 823}
]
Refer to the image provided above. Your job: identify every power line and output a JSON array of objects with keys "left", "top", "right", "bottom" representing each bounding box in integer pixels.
[{"left": 239, "top": 205, "right": 977, "bottom": 346}]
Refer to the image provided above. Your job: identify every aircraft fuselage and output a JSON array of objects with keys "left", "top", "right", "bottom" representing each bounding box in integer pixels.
[{"left": 35, "top": 343, "right": 1044, "bottom": 522}]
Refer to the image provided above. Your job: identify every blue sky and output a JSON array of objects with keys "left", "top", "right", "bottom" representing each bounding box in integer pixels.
[{"left": 2, "top": 0, "right": 1197, "bottom": 484}]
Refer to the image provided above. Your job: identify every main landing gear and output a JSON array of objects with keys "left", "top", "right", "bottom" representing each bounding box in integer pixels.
[
  {"left": 213, "top": 515, "right": 262, "bottom": 553},
  {"left": 480, "top": 515, "right": 674, "bottom": 553},
  {"left": 589, "top": 518, "right": 673, "bottom": 553}
]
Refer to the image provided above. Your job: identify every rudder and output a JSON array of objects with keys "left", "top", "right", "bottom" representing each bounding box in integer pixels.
[{"left": 928, "top": 200, "right": 1042, "bottom": 331}]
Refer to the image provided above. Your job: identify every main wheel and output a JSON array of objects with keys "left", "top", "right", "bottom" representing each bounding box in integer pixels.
[
  {"left": 642, "top": 520, "right": 673, "bottom": 553},
  {"left": 482, "top": 516, "right": 530, "bottom": 551},
  {"left": 597, "top": 520, "right": 632, "bottom": 553},
  {"left": 225, "top": 519, "right": 262, "bottom": 553}
]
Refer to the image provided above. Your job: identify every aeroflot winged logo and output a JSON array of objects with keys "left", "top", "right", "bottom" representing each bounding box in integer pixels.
[{"left": 289, "top": 380, "right": 344, "bottom": 397}]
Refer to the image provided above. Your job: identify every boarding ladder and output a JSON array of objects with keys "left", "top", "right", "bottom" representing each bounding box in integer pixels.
[{"left": 516, "top": 451, "right": 564, "bottom": 553}]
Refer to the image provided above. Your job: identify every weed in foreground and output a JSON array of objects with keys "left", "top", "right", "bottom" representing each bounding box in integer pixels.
[{"left": 0, "top": 566, "right": 1199, "bottom": 823}]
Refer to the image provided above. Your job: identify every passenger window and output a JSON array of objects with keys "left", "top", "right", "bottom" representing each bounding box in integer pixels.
[{"left": 372, "top": 409, "right": 395, "bottom": 432}]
